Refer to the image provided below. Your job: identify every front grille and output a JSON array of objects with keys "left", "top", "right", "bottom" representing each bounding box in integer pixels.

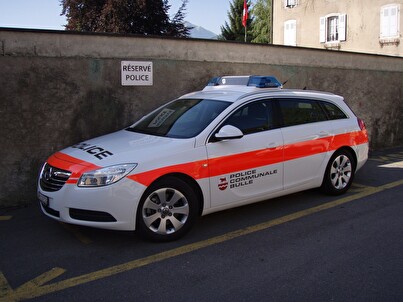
[
  {"left": 40, "top": 163, "right": 72, "bottom": 192},
  {"left": 69, "top": 208, "right": 117, "bottom": 222}
]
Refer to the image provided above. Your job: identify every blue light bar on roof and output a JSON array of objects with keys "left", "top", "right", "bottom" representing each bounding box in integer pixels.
[
  {"left": 248, "top": 76, "right": 282, "bottom": 88},
  {"left": 206, "top": 75, "right": 282, "bottom": 88}
]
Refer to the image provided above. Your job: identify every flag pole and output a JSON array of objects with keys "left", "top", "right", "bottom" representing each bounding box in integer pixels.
[{"left": 242, "top": 0, "right": 248, "bottom": 42}]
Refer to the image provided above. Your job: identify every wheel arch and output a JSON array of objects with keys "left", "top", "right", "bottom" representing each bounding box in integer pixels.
[
  {"left": 333, "top": 146, "right": 357, "bottom": 171},
  {"left": 320, "top": 146, "right": 357, "bottom": 195},
  {"left": 146, "top": 172, "right": 204, "bottom": 217}
]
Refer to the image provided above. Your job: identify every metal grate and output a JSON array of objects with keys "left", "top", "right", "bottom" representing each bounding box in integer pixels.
[{"left": 40, "top": 163, "right": 71, "bottom": 192}]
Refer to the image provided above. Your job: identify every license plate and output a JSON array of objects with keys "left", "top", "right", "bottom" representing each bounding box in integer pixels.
[{"left": 38, "top": 191, "right": 49, "bottom": 207}]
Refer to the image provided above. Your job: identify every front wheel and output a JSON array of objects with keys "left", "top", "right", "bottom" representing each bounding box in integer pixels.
[
  {"left": 136, "top": 176, "right": 199, "bottom": 242},
  {"left": 321, "top": 149, "right": 355, "bottom": 195}
]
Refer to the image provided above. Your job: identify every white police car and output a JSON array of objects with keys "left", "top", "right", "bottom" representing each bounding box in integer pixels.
[{"left": 38, "top": 76, "right": 369, "bottom": 241}]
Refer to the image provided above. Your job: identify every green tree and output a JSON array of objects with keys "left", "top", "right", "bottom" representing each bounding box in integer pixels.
[
  {"left": 251, "top": 0, "right": 272, "bottom": 43},
  {"left": 168, "top": 0, "right": 191, "bottom": 37},
  {"left": 60, "top": 0, "right": 191, "bottom": 37},
  {"left": 219, "top": 0, "right": 254, "bottom": 42}
]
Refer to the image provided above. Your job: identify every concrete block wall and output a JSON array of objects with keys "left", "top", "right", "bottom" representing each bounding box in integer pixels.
[{"left": 0, "top": 28, "right": 402, "bottom": 207}]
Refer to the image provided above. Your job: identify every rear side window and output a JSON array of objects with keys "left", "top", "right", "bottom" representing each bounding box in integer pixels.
[
  {"left": 321, "top": 102, "right": 348, "bottom": 120},
  {"left": 279, "top": 99, "right": 327, "bottom": 127}
]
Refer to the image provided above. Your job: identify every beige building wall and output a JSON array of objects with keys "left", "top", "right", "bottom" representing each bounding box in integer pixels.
[{"left": 273, "top": 0, "right": 403, "bottom": 56}]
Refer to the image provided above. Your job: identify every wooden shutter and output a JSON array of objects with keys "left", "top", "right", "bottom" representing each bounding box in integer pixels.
[
  {"left": 380, "top": 7, "right": 387, "bottom": 37},
  {"left": 338, "top": 14, "right": 347, "bottom": 41},
  {"left": 390, "top": 6, "right": 398, "bottom": 36},
  {"left": 320, "top": 17, "right": 326, "bottom": 43},
  {"left": 284, "top": 20, "right": 297, "bottom": 46}
]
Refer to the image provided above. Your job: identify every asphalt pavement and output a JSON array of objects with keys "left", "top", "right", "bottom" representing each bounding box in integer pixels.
[{"left": 0, "top": 147, "right": 402, "bottom": 302}]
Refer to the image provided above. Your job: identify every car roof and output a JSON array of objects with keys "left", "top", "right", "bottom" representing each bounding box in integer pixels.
[{"left": 179, "top": 86, "right": 343, "bottom": 104}]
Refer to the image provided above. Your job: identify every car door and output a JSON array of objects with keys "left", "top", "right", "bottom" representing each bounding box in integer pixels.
[
  {"left": 278, "top": 98, "right": 333, "bottom": 189},
  {"left": 206, "top": 99, "right": 284, "bottom": 208}
]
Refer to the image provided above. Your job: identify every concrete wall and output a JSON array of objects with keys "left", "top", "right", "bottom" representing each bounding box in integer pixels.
[
  {"left": 274, "top": 0, "right": 403, "bottom": 56},
  {"left": 1, "top": 28, "right": 402, "bottom": 207}
]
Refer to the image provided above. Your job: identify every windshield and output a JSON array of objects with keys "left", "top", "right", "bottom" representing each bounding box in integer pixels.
[{"left": 127, "top": 99, "right": 231, "bottom": 138}]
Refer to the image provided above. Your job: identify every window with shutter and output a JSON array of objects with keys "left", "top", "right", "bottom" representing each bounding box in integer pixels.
[
  {"left": 319, "top": 13, "right": 348, "bottom": 45},
  {"left": 380, "top": 4, "right": 400, "bottom": 39},
  {"left": 284, "top": 20, "right": 297, "bottom": 46},
  {"left": 284, "top": 0, "right": 298, "bottom": 8}
]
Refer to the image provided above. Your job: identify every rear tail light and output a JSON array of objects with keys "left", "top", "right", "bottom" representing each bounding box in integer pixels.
[{"left": 357, "top": 118, "right": 366, "bottom": 131}]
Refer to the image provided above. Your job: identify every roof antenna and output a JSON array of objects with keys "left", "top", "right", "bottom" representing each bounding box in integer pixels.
[{"left": 282, "top": 71, "right": 302, "bottom": 88}]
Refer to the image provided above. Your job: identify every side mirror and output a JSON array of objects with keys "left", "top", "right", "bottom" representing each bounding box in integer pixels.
[{"left": 215, "top": 125, "right": 243, "bottom": 141}]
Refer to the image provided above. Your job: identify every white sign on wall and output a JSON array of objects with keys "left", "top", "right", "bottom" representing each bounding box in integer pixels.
[{"left": 121, "top": 61, "right": 153, "bottom": 86}]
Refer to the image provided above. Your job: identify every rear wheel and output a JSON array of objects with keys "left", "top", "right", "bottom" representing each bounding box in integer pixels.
[
  {"left": 321, "top": 149, "right": 355, "bottom": 195},
  {"left": 136, "top": 176, "right": 199, "bottom": 241}
]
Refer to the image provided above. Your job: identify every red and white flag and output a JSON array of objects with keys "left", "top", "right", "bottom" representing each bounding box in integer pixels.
[{"left": 242, "top": 0, "right": 248, "bottom": 27}]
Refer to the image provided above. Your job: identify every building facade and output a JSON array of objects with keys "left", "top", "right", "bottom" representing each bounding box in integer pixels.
[{"left": 273, "top": 0, "right": 402, "bottom": 56}]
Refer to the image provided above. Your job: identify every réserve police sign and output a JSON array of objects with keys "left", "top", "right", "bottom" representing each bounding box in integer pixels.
[{"left": 121, "top": 61, "right": 153, "bottom": 86}]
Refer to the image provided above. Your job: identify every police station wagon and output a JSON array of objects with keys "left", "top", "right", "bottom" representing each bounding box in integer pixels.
[{"left": 38, "top": 76, "right": 369, "bottom": 241}]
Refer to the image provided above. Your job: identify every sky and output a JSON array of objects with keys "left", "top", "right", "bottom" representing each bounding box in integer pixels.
[{"left": 0, "top": 0, "right": 252, "bottom": 35}]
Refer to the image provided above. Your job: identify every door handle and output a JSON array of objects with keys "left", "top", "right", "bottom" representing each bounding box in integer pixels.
[{"left": 267, "top": 142, "right": 278, "bottom": 149}]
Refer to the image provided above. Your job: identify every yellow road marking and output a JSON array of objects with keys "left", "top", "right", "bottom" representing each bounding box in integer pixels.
[
  {"left": 379, "top": 161, "right": 403, "bottom": 168},
  {"left": 0, "top": 272, "right": 15, "bottom": 302},
  {"left": 16, "top": 268, "right": 66, "bottom": 293},
  {"left": 371, "top": 155, "right": 392, "bottom": 162},
  {"left": 0, "top": 216, "right": 12, "bottom": 221},
  {"left": 1, "top": 178, "right": 403, "bottom": 301},
  {"left": 349, "top": 183, "right": 373, "bottom": 193},
  {"left": 371, "top": 152, "right": 403, "bottom": 163},
  {"left": 351, "top": 183, "right": 372, "bottom": 189},
  {"left": 60, "top": 223, "right": 92, "bottom": 245}
]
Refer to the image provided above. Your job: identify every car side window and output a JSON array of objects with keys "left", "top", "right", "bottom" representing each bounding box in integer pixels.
[
  {"left": 223, "top": 101, "right": 273, "bottom": 135},
  {"left": 279, "top": 99, "right": 327, "bottom": 127},
  {"left": 321, "top": 101, "right": 348, "bottom": 120}
]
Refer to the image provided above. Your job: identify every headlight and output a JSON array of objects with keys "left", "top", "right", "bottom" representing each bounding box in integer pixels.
[{"left": 78, "top": 164, "right": 137, "bottom": 187}]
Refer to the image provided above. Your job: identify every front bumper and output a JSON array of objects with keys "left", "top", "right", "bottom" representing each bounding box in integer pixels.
[{"left": 38, "top": 177, "right": 146, "bottom": 231}]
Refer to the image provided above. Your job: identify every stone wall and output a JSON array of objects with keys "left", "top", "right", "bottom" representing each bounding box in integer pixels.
[{"left": 0, "top": 28, "right": 402, "bottom": 207}]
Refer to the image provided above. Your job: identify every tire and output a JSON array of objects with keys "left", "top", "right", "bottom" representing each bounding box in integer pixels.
[
  {"left": 321, "top": 149, "right": 355, "bottom": 195},
  {"left": 136, "top": 176, "right": 199, "bottom": 242}
]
